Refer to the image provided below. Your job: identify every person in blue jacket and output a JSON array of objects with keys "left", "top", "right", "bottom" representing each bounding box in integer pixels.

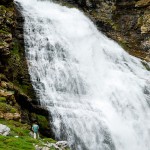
[{"left": 32, "top": 121, "right": 39, "bottom": 139}]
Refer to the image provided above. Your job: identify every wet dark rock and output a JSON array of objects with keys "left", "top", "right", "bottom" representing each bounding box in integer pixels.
[
  {"left": 0, "top": 0, "right": 54, "bottom": 139},
  {"left": 0, "top": 74, "right": 54, "bottom": 138},
  {"left": 0, "top": 0, "right": 13, "bottom": 6},
  {"left": 14, "top": 92, "right": 49, "bottom": 116}
]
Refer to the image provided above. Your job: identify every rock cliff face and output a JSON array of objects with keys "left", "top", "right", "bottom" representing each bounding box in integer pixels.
[
  {"left": 55, "top": 0, "right": 150, "bottom": 61},
  {"left": 0, "top": 0, "right": 35, "bottom": 98},
  {"left": 0, "top": 0, "right": 54, "bottom": 138}
]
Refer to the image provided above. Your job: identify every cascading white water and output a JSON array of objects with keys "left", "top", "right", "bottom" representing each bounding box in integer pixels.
[{"left": 15, "top": 0, "right": 150, "bottom": 149}]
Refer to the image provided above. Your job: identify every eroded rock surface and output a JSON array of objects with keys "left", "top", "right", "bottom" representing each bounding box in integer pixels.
[{"left": 0, "top": 74, "right": 53, "bottom": 138}]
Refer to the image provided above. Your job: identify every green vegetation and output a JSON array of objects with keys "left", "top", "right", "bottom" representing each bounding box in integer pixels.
[
  {"left": 0, "top": 119, "right": 57, "bottom": 150},
  {"left": 118, "top": 40, "right": 129, "bottom": 51},
  {"left": 0, "top": 29, "right": 10, "bottom": 35},
  {"left": 11, "top": 42, "right": 19, "bottom": 56},
  {"left": 0, "top": 102, "right": 17, "bottom": 113},
  {"left": 42, "top": 137, "right": 56, "bottom": 143},
  {"left": 0, "top": 119, "right": 35, "bottom": 150},
  {"left": 0, "top": 41, "right": 8, "bottom": 46},
  {"left": 0, "top": 97, "right": 6, "bottom": 102},
  {"left": 0, "top": 74, "right": 8, "bottom": 81},
  {"left": 7, "top": 41, "right": 35, "bottom": 98},
  {"left": 0, "top": 135, "right": 35, "bottom": 150},
  {"left": 0, "top": 119, "right": 30, "bottom": 136},
  {"left": 37, "top": 115, "right": 49, "bottom": 129},
  {"left": 19, "top": 84, "right": 33, "bottom": 96}
]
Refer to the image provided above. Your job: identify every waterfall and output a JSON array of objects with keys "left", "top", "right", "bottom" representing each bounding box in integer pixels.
[{"left": 15, "top": 0, "right": 150, "bottom": 149}]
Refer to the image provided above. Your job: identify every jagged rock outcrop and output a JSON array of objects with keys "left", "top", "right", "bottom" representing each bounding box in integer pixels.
[
  {"left": 55, "top": 0, "right": 150, "bottom": 61},
  {"left": 0, "top": 74, "right": 54, "bottom": 137},
  {"left": 0, "top": 0, "right": 35, "bottom": 99},
  {"left": 35, "top": 141, "right": 69, "bottom": 150},
  {"left": 0, "top": 0, "right": 54, "bottom": 138}
]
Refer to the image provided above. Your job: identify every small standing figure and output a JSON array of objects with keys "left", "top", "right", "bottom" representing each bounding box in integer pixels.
[{"left": 32, "top": 121, "right": 39, "bottom": 139}]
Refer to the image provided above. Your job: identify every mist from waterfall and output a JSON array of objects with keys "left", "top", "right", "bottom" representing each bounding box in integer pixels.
[{"left": 15, "top": 0, "right": 150, "bottom": 149}]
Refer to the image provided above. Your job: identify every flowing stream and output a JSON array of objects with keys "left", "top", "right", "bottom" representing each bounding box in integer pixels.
[{"left": 15, "top": 0, "right": 150, "bottom": 149}]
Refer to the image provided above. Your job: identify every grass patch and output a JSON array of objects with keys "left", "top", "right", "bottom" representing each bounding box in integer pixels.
[
  {"left": 0, "top": 119, "right": 30, "bottom": 136},
  {"left": 0, "top": 119, "right": 67, "bottom": 150},
  {"left": 0, "top": 136, "right": 36, "bottom": 150},
  {"left": 20, "top": 85, "right": 30, "bottom": 95},
  {"left": 0, "top": 119, "right": 37, "bottom": 150},
  {"left": 0, "top": 135, "right": 58, "bottom": 150},
  {"left": 0, "top": 97, "right": 6, "bottom": 102}
]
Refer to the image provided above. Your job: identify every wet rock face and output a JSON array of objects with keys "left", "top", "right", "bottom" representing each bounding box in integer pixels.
[
  {"left": 0, "top": 5, "right": 14, "bottom": 59},
  {"left": 0, "top": 74, "right": 54, "bottom": 138},
  {"left": 56, "top": 0, "right": 150, "bottom": 61},
  {"left": 0, "top": 1, "right": 36, "bottom": 100},
  {"left": 0, "top": 0, "right": 53, "bottom": 138},
  {"left": 1, "top": 0, "right": 13, "bottom": 6},
  {"left": 113, "top": 1, "right": 150, "bottom": 61}
]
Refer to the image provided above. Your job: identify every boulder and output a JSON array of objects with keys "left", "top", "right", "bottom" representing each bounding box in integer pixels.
[
  {"left": 0, "top": 124, "right": 10, "bottom": 136},
  {"left": 35, "top": 141, "right": 68, "bottom": 150},
  {"left": 35, "top": 145, "right": 49, "bottom": 150},
  {"left": 56, "top": 141, "right": 68, "bottom": 149},
  {"left": 34, "top": 141, "right": 69, "bottom": 150},
  {"left": 29, "top": 131, "right": 34, "bottom": 138}
]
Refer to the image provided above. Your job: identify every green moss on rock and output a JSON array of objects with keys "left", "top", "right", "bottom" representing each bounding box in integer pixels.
[
  {"left": 0, "top": 30, "right": 10, "bottom": 35},
  {"left": 0, "top": 97, "right": 6, "bottom": 102},
  {"left": 37, "top": 115, "right": 49, "bottom": 129},
  {"left": 30, "top": 113, "right": 49, "bottom": 129},
  {"left": 0, "top": 102, "right": 17, "bottom": 113}
]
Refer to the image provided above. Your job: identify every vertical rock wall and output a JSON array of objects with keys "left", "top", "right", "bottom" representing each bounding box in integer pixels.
[
  {"left": 0, "top": 0, "right": 35, "bottom": 98},
  {"left": 0, "top": 0, "right": 54, "bottom": 138}
]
